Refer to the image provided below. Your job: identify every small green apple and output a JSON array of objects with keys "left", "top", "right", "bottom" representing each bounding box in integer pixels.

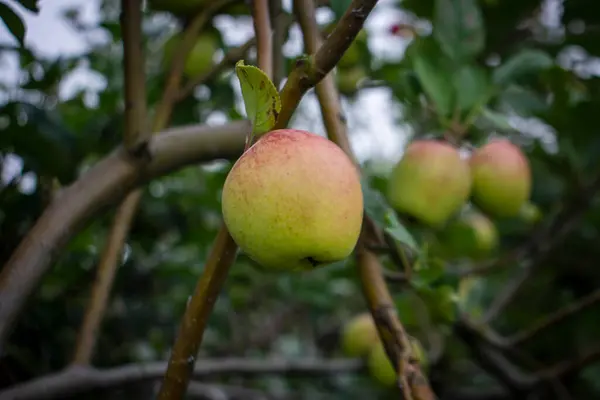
[
  {"left": 470, "top": 140, "right": 531, "bottom": 217},
  {"left": 436, "top": 211, "right": 499, "bottom": 260},
  {"left": 162, "top": 33, "right": 218, "bottom": 78},
  {"left": 336, "top": 66, "right": 367, "bottom": 96},
  {"left": 387, "top": 140, "right": 471, "bottom": 227},
  {"left": 221, "top": 129, "right": 364, "bottom": 272},
  {"left": 367, "top": 337, "right": 428, "bottom": 387},
  {"left": 518, "top": 201, "right": 542, "bottom": 224},
  {"left": 341, "top": 313, "right": 379, "bottom": 357}
]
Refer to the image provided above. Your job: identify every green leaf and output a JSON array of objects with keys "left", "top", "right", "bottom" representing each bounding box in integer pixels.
[
  {"left": 454, "top": 64, "right": 491, "bottom": 113},
  {"left": 235, "top": 60, "right": 281, "bottom": 136},
  {"left": 478, "top": 108, "right": 515, "bottom": 131},
  {"left": 498, "top": 85, "right": 548, "bottom": 116},
  {"left": 433, "top": 0, "right": 485, "bottom": 62},
  {"left": 413, "top": 50, "right": 455, "bottom": 118},
  {"left": 384, "top": 210, "right": 418, "bottom": 252},
  {"left": 492, "top": 49, "right": 553, "bottom": 86},
  {"left": 329, "top": 0, "right": 353, "bottom": 21},
  {"left": 0, "top": 2, "right": 26, "bottom": 47}
]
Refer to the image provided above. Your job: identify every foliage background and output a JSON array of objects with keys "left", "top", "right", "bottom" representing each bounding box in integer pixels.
[{"left": 1, "top": 0, "right": 600, "bottom": 399}]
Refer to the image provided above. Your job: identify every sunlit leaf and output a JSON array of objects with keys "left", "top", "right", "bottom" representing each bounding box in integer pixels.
[{"left": 235, "top": 60, "right": 281, "bottom": 136}]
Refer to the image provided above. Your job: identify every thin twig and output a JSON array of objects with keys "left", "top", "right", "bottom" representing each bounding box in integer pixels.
[
  {"left": 71, "top": 0, "right": 147, "bottom": 366},
  {"left": 0, "top": 358, "right": 363, "bottom": 400},
  {"left": 537, "top": 344, "right": 600, "bottom": 380},
  {"left": 269, "top": 0, "right": 286, "bottom": 87},
  {"left": 482, "top": 173, "right": 600, "bottom": 323},
  {"left": 272, "top": 0, "right": 380, "bottom": 130},
  {"left": 293, "top": 1, "right": 434, "bottom": 399},
  {"left": 507, "top": 288, "right": 600, "bottom": 347},
  {"left": 156, "top": 2, "right": 275, "bottom": 398}
]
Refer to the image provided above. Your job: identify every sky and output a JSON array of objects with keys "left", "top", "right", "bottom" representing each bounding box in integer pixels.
[{"left": 0, "top": 0, "right": 420, "bottom": 193}]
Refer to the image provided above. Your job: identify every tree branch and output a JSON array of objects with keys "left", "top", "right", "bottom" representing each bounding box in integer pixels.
[
  {"left": 156, "top": 2, "right": 274, "bottom": 399},
  {"left": 121, "top": 0, "right": 147, "bottom": 152},
  {"left": 0, "top": 121, "right": 250, "bottom": 350},
  {"left": 481, "top": 173, "right": 600, "bottom": 323},
  {"left": 507, "top": 288, "right": 600, "bottom": 348},
  {"left": 272, "top": 0, "right": 379, "bottom": 130},
  {"left": 537, "top": 343, "right": 600, "bottom": 381},
  {"left": 70, "top": 0, "right": 148, "bottom": 366},
  {"left": 293, "top": 1, "right": 434, "bottom": 399},
  {"left": 0, "top": 358, "right": 363, "bottom": 400}
]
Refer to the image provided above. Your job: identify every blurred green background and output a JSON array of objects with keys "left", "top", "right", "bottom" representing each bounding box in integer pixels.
[{"left": 1, "top": 0, "right": 600, "bottom": 399}]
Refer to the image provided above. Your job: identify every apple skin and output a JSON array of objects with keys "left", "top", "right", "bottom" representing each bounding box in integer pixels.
[
  {"left": 367, "top": 337, "right": 427, "bottom": 387},
  {"left": 163, "top": 33, "right": 218, "bottom": 78},
  {"left": 221, "top": 129, "right": 364, "bottom": 272},
  {"left": 470, "top": 140, "right": 531, "bottom": 217},
  {"left": 436, "top": 211, "right": 499, "bottom": 260},
  {"left": 341, "top": 313, "right": 380, "bottom": 357},
  {"left": 387, "top": 140, "right": 472, "bottom": 228}
]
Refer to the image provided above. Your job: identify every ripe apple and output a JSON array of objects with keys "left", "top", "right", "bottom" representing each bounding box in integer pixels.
[
  {"left": 367, "top": 337, "right": 427, "bottom": 387},
  {"left": 162, "top": 33, "right": 218, "bottom": 78},
  {"left": 387, "top": 140, "right": 471, "bottom": 227},
  {"left": 336, "top": 66, "right": 367, "bottom": 96},
  {"left": 221, "top": 129, "right": 364, "bottom": 272},
  {"left": 436, "top": 211, "right": 499, "bottom": 260},
  {"left": 470, "top": 140, "right": 531, "bottom": 217},
  {"left": 341, "top": 313, "right": 379, "bottom": 357}
]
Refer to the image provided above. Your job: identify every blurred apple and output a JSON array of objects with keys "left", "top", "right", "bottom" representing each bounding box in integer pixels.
[
  {"left": 341, "top": 313, "right": 379, "bottom": 357},
  {"left": 336, "top": 66, "right": 367, "bottom": 96},
  {"left": 162, "top": 33, "right": 219, "bottom": 78},
  {"left": 436, "top": 211, "right": 499, "bottom": 260},
  {"left": 518, "top": 201, "right": 542, "bottom": 224},
  {"left": 470, "top": 140, "right": 531, "bottom": 217},
  {"left": 387, "top": 140, "right": 471, "bottom": 227},
  {"left": 367, "top": 337, "right": 428, "bottom": 387},
  {"left": 221, "top": 129, "right": 364, "bottom": 272}
]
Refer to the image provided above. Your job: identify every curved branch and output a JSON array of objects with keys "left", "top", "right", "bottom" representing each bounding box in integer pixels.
[
  {"left": 0, "top": 358, "right": 363, "bottom": 400},
  {"left": 0, "top": 121, "right": 250, "bottom": 350},
  {"left": 71, "top": 0, "right": 148, "bottom": 365}
]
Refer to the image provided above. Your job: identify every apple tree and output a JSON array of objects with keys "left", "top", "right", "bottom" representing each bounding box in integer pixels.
[{"left": 1, "top": 0, "right": 600, "bottom": 399}]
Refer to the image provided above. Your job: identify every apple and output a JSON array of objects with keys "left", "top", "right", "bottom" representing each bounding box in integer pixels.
[
  {"left": 221, "top": 129, "right": 364, "bottom": 272},
  {"left": 519, "top": 201, "right": 542, "bottom": 224},
  {"left": 336, "top": 66, "right": 367, "bottom": 96},
  {"left": 341, "top": 313, "right": 379, "bottom": 357},
  {"left": 367, "top": 337, "right": 427, "bottom": 387},
  {"left": 470, "top": 140, "right": 531, "bottom": 217},
  {"left": 387, "top": 140, "right": 471, "bottom": 227},
  {"left": 162, "top": 33, "right": 218, "bottom": 78},
  {"left": 436, "top": 211, "right": 499, "bottom": 260}
]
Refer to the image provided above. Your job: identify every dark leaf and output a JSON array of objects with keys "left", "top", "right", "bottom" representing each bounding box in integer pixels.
[
  {"left": 433, "top": 0, "right": 485, "bottom": 62},
  {"left": 0, "top": 2, "right": 26, "bottom": 47}
]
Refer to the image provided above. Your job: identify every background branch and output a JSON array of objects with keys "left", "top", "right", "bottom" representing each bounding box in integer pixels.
[
  {"left": 0, "top": 121, "right": 250, "bottom": 351},
  {"left": 156, "top": 1, "right": 274, "bottom": 398},
  {"left": 70, "top": 0, "right": 148, "bottom": 366},
  {"left": 482, "top": 173, "right": 600, "bottom": 323},
  {"left": 293, "top": 1, "right": 434, "bottom": 399},
  {"left": 507, "top": 287, "right": 600, "bottom": 347},
  {"left": 0, "top": 358, "right": 363, "bottom": 400}
]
